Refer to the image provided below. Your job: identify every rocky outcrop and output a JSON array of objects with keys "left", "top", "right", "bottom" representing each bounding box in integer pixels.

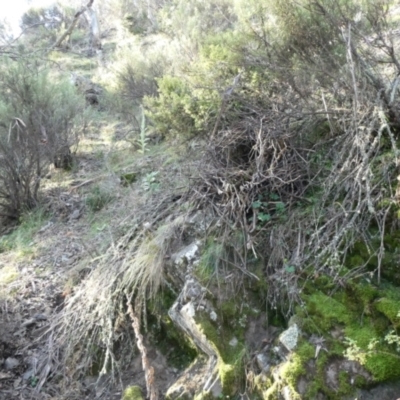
[
  {"left": 134, "top": 212, "right": 400, "bottom": 400},
  {"left": 166, "top": 278, "right": 221, "bottom": 399}
]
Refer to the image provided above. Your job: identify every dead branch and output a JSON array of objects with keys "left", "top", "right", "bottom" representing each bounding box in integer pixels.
[
  {"left": 50, "top": 0, "right": 94, "bottom": 50},
  {"left": 125, "top": 293, "right": 158, "bottom": 400}
]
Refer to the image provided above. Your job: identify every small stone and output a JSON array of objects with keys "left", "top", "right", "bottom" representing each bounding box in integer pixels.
[
  {"left": 282, "top": 385, "right": 293, "bottom": 400},
  {"left": 33, "top": 313, "right": 47, "bottom": 321},
  {"left": 69, "top": 209, "right": 81, "bottom": 220},
  {"left": 172, "top": 242, "right": 200, "bottom": 266},
  {"left": 13, "top": 378, "right": 21, "bottom": 389},
  {"left": 209, "top": 377, "right": 223, "bottom": 398},
  {"left": 209, "top": 311, "right": 217, "bottom": 321},
  {"left": 5, "top": 357, "right": 19, "bottom": 370},
  {"left": 182, "top": 302, "right": 195, "bottom": 318},
  {"left": 256, "top": 353, "right": 270, "bottom": 372},
  {"left": 22, "top": 369, "right": 34, "bottom": 380},
  {"left": 279, "top": 324, "right": 300, "bottom": 352},
  {"left": 229, "top": 337, "right": 238, "bottom": 347}
]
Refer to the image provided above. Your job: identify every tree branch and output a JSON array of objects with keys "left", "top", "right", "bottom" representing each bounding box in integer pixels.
[{"left": 50, "top": 0, "right": 94, "bottom": 50}]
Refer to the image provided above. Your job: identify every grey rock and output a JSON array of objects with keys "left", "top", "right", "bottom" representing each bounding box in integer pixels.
[
  {"left": 172, "top": 242, "right": 200, "bottom": 266},
  {"left": 208, "top": 376, "right": 223, "bottom": 398},
  {"left": 22, "top": 369, "right": 34, "bottom": 380},
  {"left": 69, "top": 209, "right": 81, "bottom": 220},
  {"left": 5, "top": 357, "right": 19, "bottom": 370},
  {"left": 282, "top": 386, "right": 293, "bottom": 400},
  {"left": 229, "top": 337, "right": 238, "bottom": 347},
  {"left": 209, "top": 311, "right": 217, "bottom": 321},
  {"left": 256, "top": 353, "right": 270, "bottom": 373},
  {"left": 279, "top": 324, "right": 300, "bottom": 351},
  {"left": 33, "top": 313, "right": 48, "bottom": 321},
  {"left": 354, "top": 381, "right": 400, "bottom": 400}
]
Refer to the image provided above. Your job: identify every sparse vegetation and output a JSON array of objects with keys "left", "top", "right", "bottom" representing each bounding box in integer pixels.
[
  {"left": 0, "top": 56, "right": 86, "bottom": 219},
  {"left": 85, "top": 184, "right": 113, "bottom": 212},
  {"left": 0, "top": 208, "right": 48, "bottom": 256}
]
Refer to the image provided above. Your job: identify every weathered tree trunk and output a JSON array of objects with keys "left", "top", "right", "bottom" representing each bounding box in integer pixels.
[
  {"left": 147, "top": 0, "right": 153, "bottom": 24},
  {"left": 125, "top": 295, "right": 158, "bottom": 400},
  {"left": 87, "top": 6, "right": 101, "bottom": 54}
]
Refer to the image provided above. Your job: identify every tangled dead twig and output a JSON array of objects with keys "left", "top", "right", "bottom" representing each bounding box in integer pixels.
[{"left": 186, "top": 8, "right": 400, "bottom": 314}]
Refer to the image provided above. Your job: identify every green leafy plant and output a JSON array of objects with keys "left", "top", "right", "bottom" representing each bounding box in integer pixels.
[
  {"left": 344, "top": 323, "right": 400, "bottom": 365},
  {"left": 142, "top": 171, "right": 160, "bottom": 192},
  {"left": 251, "top": 194, "right": 286, "bottom": 226},
  {"left": 29, "top": 376, "right": 39, "bottom": 388}
]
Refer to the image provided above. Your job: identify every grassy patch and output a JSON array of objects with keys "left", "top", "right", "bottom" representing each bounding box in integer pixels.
[
  {"left": 49, "top": 51, "right": 97, "bottom": 75},
  {"left": 0, "top": 209, "right": 48, "bottom": 258},
  {"left": 0, "top": 265, "right": 19, "bottom": 287},
  {"left": 85, "top": 185, "right": 114, "bottom": 212}
]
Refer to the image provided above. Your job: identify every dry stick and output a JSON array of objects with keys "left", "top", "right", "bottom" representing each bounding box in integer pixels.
[
  {"left": 377, "top": 207, "right": 390, "bottom": 285},
  {"left": 125, "top": 294, "right": 158, "bottom": 400}
]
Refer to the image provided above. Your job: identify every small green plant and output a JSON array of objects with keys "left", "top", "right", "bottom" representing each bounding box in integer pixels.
[
  {"left": 120, "top": 172, "right": 137, "bottom": 186},
  {"left": 251, "top": 193, "right": 286, "bottom": 227},
  {"left": 142, "top": 171, "right": 160, "bottom": 192},
  {"left": 85, "top": 186, "right": 113, "bottom": 212},
  {"left": 283, "top": 259, "right": 296, "bottom": 274},
  {"left": 252, "top": 200, "right": 270, "bottom": 223},
  {"left": 29, "top": 376, "right": 39, "bottom": 388},
  {"left": 344, "top": 314, "right": 400, "bottom": 365}
]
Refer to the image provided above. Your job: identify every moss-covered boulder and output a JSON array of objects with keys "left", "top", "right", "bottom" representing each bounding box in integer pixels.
[
  {"left": 253, "top": 277, "right": 400, "bottom": 399},
  {"left": 122, "top": 385, "right": 144, "bottom": 400}
]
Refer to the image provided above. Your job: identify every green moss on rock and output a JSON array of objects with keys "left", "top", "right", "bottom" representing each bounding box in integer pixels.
[
  {"left": 122, "top": 386, "right": 143, "bottom": 400},
  {"left": 375, "top": 298, "right": 400, "bottom": 328},
  {"left": 365, "top": 353, "right": 400, "bottom": 382},
  {"left": 196, "top": 313, "right": 246, "bottom": 396},
  {"left": 147, "top": 288, "right": 197, "bottom": 370},
  {"left": 295, "top": 283, "right": 400, "bottom": 391},
  {"left": 303, "top": 292, "right": 350, "bottom": 331}
]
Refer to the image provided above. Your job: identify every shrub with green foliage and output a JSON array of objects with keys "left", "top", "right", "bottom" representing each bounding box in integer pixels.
[
  {"left": 0, "top": 56, "right": 86, "bottom": 219},
  {"left": 20, "top": 3, "right": 79, "bottom": 48},
  {"left": 102, "top": 37, "right": 171, "bottom": 128},
  {"left": 150, "top": 0, "right": 400, "bottom": 311},
  {"left": 145, "top": 75, "right": 200, "bottom": 137}
]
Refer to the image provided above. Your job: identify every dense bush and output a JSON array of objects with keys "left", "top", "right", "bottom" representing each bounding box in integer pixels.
[
  {"left": 0, "top": 57, "right": 87, "bottom": 219},
  {"left": 146, "top": 0, "right": 400, "bottom": 306}
]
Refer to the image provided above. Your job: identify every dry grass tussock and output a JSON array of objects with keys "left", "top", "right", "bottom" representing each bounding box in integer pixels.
[{"left": 43, "top": 203, "right": 186, "bottom": 386}]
